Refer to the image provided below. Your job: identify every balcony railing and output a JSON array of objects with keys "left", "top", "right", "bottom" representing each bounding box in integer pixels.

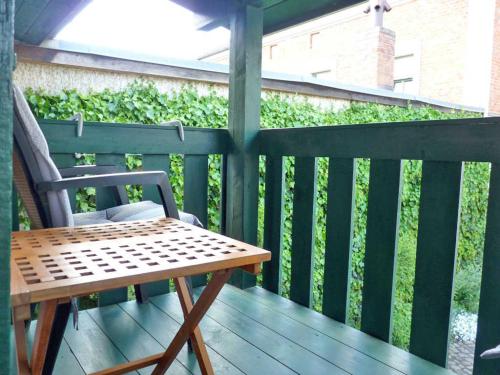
[{"left": 20, "top": 116, "right": 500, "bottom": 374}]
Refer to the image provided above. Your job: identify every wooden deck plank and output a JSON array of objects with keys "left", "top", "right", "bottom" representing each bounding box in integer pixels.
[
  {"left": 149, "top": 293, "right": 296, "bottom": 375},
  {"left": 63, "top": 311, "right": 136, "bottom": 374},
  {"left": 214, "top": 287, "right": 400, "bottom": 375},
  {"left": 245, "top": 287, "right": 456, "bottom": 375},
  {"left": 87, "top": 305, "right": 191, "bottom": 375},
  {"left": 205, "top": 298, "right": 348, "bottom": 374},
  {"left": 10, "top": 320, "right": 85, "bottom": 375},
  {"left": 118, "top": 300, "right": 243, "bottom": 375}
]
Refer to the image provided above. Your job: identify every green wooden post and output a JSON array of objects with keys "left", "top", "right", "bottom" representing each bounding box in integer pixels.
[
  {"left": 410, "top": 161, "right": 463, "bottom": 367},
  {"left": 0, "top": 0, "right": 14, "bottom": 372},
  {"left": 225, "top": 3, "right": 263, "bottom": 289},
  {"left": 322, "top": 158, "right": 356, "bottom": 323},
  {"left": 184, "top": 154, "right": 209, "bottom": 287},
  {"left": 139, "top": 154, "right": 172, "bottom": 298},
  {"left": 290, "top": 157, "right": 318, "bottom": 307},
  {"left": 262, "top": 155, "right": 285, "bottom": 294},
  {"left": 361, "top": 159, "right": 402, "bottom": 342},
  {"left": 474, "top": 163, "right": 500, "bottom": 375},
  {"left": 96, "top": 153, "right": 129, "bottom": 305}
]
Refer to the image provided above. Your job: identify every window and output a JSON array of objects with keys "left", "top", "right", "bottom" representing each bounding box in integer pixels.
[
  {"left": 393, "top": 52, "right": 418, "bottom": 94},
  {"left": 394, "top": 78, "right": 415, "bottom": 93}
]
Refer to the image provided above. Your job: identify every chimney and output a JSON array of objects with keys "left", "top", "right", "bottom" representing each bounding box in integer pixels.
[{"left": 363, "top": 0, "right": 395, "bottom": 90}]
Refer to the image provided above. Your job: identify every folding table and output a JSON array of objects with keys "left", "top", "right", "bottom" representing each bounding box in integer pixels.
[{"left": 11, "top": 218, "right": 271, "bottom": 375}]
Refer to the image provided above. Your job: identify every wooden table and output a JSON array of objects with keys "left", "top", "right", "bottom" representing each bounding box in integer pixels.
[{"left": 11, "top": 218, "right": 271, "bottom": 375}]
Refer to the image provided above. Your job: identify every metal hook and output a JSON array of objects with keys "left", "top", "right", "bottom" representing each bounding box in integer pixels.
[
  {"left": 160, "top": 120, "right": 184, "bottom": 142},
  {"left": 69, "top": 112, "right": 84, "bottom": 137}
]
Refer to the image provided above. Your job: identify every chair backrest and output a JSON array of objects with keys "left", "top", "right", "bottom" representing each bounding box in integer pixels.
[{"left": 12, "top": 85, "right": 74, "bottom": 228}]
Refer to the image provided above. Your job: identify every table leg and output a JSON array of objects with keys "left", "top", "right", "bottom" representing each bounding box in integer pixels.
[
  {"left": 12, "top": 306, "right": 30, "bottom": 375},
  {"left": 152, "top": 269, "right": 234, "bottom": 375},
  {"left": 31, "top": 300, "right": 58, "bottom": 375},
  {"left": 174, "top": 277, "right": 214, "bottom": 375}
]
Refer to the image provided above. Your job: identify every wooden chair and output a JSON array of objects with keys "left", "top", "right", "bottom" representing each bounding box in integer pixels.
[{"left": 12, "top": 84, "right": 200, "bottom": 374}]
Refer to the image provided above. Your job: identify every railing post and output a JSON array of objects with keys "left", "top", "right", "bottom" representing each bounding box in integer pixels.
[
  {"left": 226, "top": 3, "right": 263, "bottom": 289},
  {"left": 0, "top": 0, "right": 15, "bottom": 373}
]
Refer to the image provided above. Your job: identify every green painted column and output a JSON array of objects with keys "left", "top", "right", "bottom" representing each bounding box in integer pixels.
[
  {"left": 226, "top": 3, "right": 263, "bottom": 288},
  {"left": 0, "top": 0, "right": 15, "bottom": 372}
]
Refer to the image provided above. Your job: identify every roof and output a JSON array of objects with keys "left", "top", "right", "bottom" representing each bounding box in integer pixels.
[{"left": 14, "top": 0, "right": 364, "bottom": 45}]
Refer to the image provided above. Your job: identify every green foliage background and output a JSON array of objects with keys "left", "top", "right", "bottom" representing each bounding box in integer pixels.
[{"left": 24, "top": 81, "right": 486, "bottom": 349}]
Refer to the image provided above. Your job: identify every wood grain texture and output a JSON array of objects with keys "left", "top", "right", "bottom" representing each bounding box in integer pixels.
[
  {"left": 322, "top": 158, "right": 356, "bottom": 323},
  {"left": 40, "top": 120, "right": 231, "bottom": 155},
  {"left": 262, "top": 156, "right": 285, "bottom": 294},
  {"left": 184, "top": 155, "right": 209, "bottom": 287},
  {"left": 10, "top": 218, "right": 270, "bottom": 306},
  {"left": 473, "top": 163, "right": 500, "bottom": 375},
  {"left": 31, "top": 300, "right": 57, "bottom": 375},
  {"left": 410, "top": 161, "right": 463, "bottom": 367},
  {"left": 139, "top": 154, "right": 172, "bottom": 299},
  {"left": 174, "top": 277, "right": 214, "bottom": 375},
  {"left": 289, "top": 157, "right": 318, "bottom": 307},
  {"left": 95, "top": 153, "right": 128, "bottom": 306},
  {"left": 361, "top": 159, "right": 402, "bottom": 342},
  {"left": 225, "top": 3, "right": 263, "bottom": 289},
  {"left": 0, "top": 1, "right": 14, "bottom": 373},
  {"left": 152, "top": 270, "right": 233, "bottom": 374},
  {"left": 259, "top": 117, "right": 500, "bottom": 162}
]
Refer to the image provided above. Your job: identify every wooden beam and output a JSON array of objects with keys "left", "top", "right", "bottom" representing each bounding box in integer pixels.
[
  {"left": 0, "top": 1, "right": 14, "bottom": 373},
  {"left": 225, "top": 3, "right": 263, "bottom": 289},
  {"left": 259, "top": 118, "right": 500, "bottom": 162}
]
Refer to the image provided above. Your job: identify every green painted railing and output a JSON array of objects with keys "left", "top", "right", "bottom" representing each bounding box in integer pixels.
[
  {"left": 17, "top": 117, "right": 500, "bottom": 374},
  {"left": 259, "top": 117, "right": 500, "bottom": 375},
  {"left": 33, "top": 120, "right": 231, "bottom": 304}
]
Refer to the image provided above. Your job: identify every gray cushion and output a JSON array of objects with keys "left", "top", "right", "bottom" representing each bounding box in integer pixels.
[
  {"left": 13, "top": 84, "right": 74, "bottom": 227},
  {"left": 73, "top": 200, "right": 202, "bottom": 227}
]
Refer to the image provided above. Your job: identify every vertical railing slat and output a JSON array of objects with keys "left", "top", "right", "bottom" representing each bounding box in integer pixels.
[
  {"left": 361, "top": 159, "right": 402, "bottom": 342},
  {"left": 184, "top": 154, "right": 209, "bottom": 287},
  {"left": 410, "top": 161, "right": 463, "bottom": 367},
  {"left": 473, "top": 162, "right": 500, "bottom": 375},
  {"left": 95, "top": 153, "right": 128, "bottom": 306},
  {"left": 290, "top": 157, "right": 318, "bottom": 307},
  {"left": 322, "top": 158, "right": 356, "bottom": 323},
  {"left": 262, "top": 155, "right": 285, "bottom": 294},
  {"left": 138, "top": 154, "right": 172, "bottom": 298},
  {"left": 143, "top": 154, "right": 170, "bottom": 203}
]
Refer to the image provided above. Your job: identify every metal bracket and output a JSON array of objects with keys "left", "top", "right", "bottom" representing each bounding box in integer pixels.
[
  {"left": 160, "top": 120, "right": 184, "bottom": 142},
  {"left": 69, "top": 112, "right": 84, "bottom": 137}
]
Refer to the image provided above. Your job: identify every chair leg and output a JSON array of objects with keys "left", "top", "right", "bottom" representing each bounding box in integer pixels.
[{"left": 42, "top": 302, "right": 72, "bottom": 375}]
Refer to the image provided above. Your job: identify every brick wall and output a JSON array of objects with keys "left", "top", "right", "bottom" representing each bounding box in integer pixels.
[
  {"left": 489, "top": 0, "right": 500, "bottom": 114},
  {"left": 206, "top": 0, "right": 492, "bottom": 109}
]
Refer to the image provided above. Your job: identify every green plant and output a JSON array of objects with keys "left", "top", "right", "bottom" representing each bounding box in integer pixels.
[{"left": 23, "top": 80, "right": 484, "bottom": 350}]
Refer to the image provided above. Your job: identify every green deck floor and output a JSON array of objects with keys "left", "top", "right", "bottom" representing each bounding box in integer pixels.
[{"left": 10, "top": 285, "right": 457, "bottom": 375}]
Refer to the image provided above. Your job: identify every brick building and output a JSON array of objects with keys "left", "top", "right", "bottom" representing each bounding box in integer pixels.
[{"left": 205, "top": 0, "right": 500, "bottom": 114}]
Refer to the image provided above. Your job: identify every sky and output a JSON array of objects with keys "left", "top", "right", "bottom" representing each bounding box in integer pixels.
[{"left": 55, "top": 0, "right": 230, "bottom": 60}]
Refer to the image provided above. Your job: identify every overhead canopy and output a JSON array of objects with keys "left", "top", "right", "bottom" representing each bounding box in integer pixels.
[
  {"left": 15, "top": 0, "right": 364, "bottom": 45},
  {"left": 172, "top": 0, "right": 365, "bottom": 34}
]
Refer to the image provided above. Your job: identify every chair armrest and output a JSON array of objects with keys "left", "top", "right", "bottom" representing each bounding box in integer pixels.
[
  {"left": 58, "top": 165, "right": 122, "bottom": 178},
  {"left": 58, "top": 165, "right": 129, "bottom": 205},
  {"left": 37, "top": 171, "right": 179, "bottom": 219}
]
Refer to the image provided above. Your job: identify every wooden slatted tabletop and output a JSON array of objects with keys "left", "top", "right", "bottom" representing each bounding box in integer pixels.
[
  {"left": 10, "top": 218, "right": 270, "bottom": 307},
  {"left": 11, "top": 218, "right": 271, "bottom": 375}
]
